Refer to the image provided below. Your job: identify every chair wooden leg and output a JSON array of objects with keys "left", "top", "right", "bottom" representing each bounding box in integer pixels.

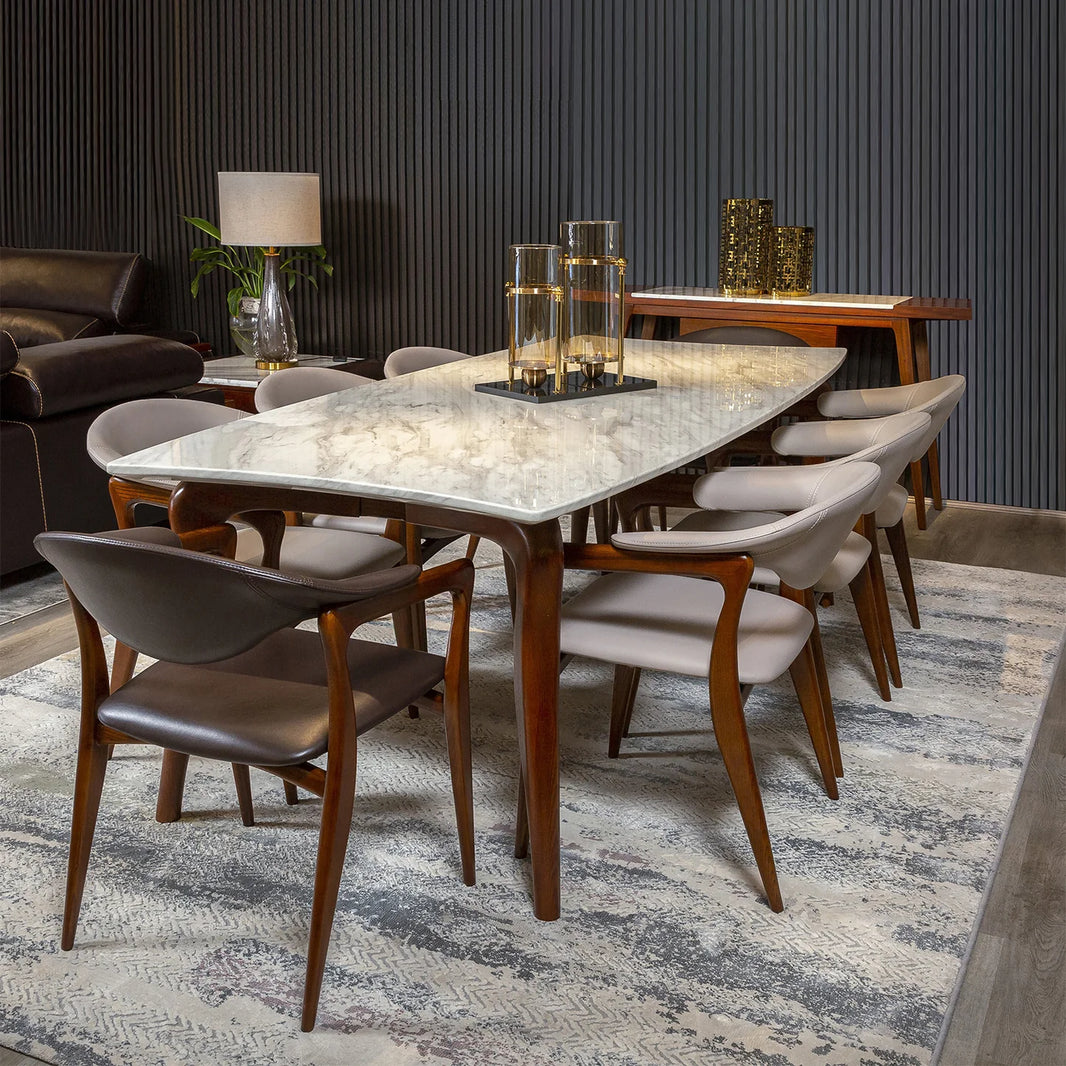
[
  {"left": 927, "top": 438, "right": 944, "bottom": 512},
  {"left": 884, "top": 520, "right": 921, "bottom": 629},
  {"left": 62, "top": 737, "right": 110, "bottom": 950},
  {"left": 284, "top": 782, "right": 300, "bottom": 805},
  {"left": 232, "top": 764, "right": 255, "bottom": 827},
  {"left": 442, "top": 672, "right": 475, "bottom": 887},
  {"left": 302, "top": 751, "right": 358, "bottom": 1032},
  {"left": 155, "top": 750, "right": 189, "bottom": 823},
  {"left": 799, "top": 591, "right": 843, "bottom": 778},
  {"left": 707, "top": 682, "right": 783, "bottom": 912},
  {"left": 849, "top": 564, "right": 892, "bottom": 702},
  {"left": 788, "top": 642, "right": 838, "bottom": 800},
  {"left": 569, "top": 506, "right": 591, "bottom": 545},
  {"left": 862, "top": 515, "right": 903, "bottom": 688},
  {"left": 110, "top": 642, "right": 138, "bottom": 693},
  {"left": 656, "top": 505, "right": 668, "bottom": 531},
  {"left": 592, "top": 498, "right": 612, "bottom": 543},
  {"left": 464, "top": 535, "right": 481, "bottom": 561},
  {"left": 910, "top": 458, "right": 927, "bottom": 530},
  {"left": 608, "top": 665, "right": 641, "bottom": 758}
]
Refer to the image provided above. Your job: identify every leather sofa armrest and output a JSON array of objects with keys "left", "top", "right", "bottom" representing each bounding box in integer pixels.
[
  {"left": 0, "top": 331, "right": 18, "bottom": 378},
  {"left": 0, "top": 334, "right": 204, "bottom": 420}
]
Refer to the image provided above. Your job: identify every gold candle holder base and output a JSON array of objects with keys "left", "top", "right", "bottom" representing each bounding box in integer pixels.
[
  {"left": 521, "top": 366, "right": 548, "bottom": 388},
  {"left": 255, "top": 358, "right": 300, "bottom": 371},
  {"left": 579, "top": 362, "right": 606, "bottom": 380}
]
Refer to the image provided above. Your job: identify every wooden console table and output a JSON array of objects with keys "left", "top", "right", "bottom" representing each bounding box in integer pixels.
[{"left": 626, "top": 288, "right": 972, "bottom": 528}]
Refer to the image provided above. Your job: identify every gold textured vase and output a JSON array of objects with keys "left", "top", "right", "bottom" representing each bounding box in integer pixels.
[
  {"left": 769, "top": 225, "right": 815, "bottom": 297},
  {"left": 718, "top": 198, "right": 774, "bottom": 296}
]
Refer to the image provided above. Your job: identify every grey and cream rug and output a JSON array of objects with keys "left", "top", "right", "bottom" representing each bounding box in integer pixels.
[{"left": 0, "top": 546, "right": 1062, "bottom": 1066}]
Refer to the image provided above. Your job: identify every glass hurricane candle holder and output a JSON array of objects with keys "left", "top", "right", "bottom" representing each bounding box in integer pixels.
[
  {"left": 506, "top": 244, "right": 563, "bottom": 390},
  {"left": 769, "top": 225, "right": 815, "bottom": 297},
  {"left": 718, "top": 198, "right": 774, "bottom": 295},
  {"left": 560, "top": 220, "right": 627, "bottom": 382}
]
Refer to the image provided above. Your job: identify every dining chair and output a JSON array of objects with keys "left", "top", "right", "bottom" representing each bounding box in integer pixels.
[
  {"left": 617, "top": 410, "right": 932, "bottom": 704},
  {"left": 35, "top": 525, "right": 475, "bottom": 1032},
  {"left": 383, "top": 345, "right": 471, "bottom": 378},
  {"left": 87, "top": 398, "right": 408, "bottom": 689},
  {"left": 816, "top": 375, "right": 967, "bottom": 628},
  {"left": 549, "top": 460, "right": 882, "bottom": 912}
]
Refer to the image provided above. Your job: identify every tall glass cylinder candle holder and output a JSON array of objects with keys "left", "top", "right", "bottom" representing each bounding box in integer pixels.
[
  {"left": 560, "top": 220, "right": 627, "bottom": 382},
  {"left": 718, "top": 198, "right": 774, "bottom": 295},
  {"left": 506, "top": 244, "right": 563, "bottom": 390},
  {"left": 769, "top": 225, "right": 815, "bottom": 297}
]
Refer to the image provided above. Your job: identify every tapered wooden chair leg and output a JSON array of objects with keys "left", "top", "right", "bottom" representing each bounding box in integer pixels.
[
  {"left": 155, "top": 750, "right": 190, "bottom": 823},
  {"left": 708, "top": 683, "right": 783, "bottom": 912},
  {"left": 788, "top": 643, "right": 838, "bottom": 800},
  {"left": 442, "top": 673, "right": 475, "bottom": 886},
  {"left": 608, "top": 665, "right": 641, "bottom": 758},
  {"left": 232, "top": 764, "right": 255, "bottom": 827},
  {"left": 284, "top": 782, "right": 300, "bottom": 805},
  {"left": 110, "top": 642, "right": 139, "bottom": 693},
  {"left": 464, "top": 535, "right": 481, "bottom": 561},
  {"left": 849, "top": 564, "right": 892, "bottom": 702},
  {"left": 62, "top": 738, "right": 110, "bottom": 950},
  {"left": 884, "top": 520, "right": 921, "bottom": 628},
  {"left": 862, "top": 515, "right": 903, "bottom": 688},
  {"left": 302, "top": 753, "right": 358, "bottom": 1032}
]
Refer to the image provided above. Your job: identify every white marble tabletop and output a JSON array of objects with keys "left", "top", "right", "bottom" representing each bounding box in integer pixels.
[
  {"left": 200, "top": 355, "right": 363, "bottom": 387},
  {"left": 110, "top": 339, "right": 845, "bottom": 525},
  {"left": 631, "top": 286, "right": 910, "bottom": 309}
]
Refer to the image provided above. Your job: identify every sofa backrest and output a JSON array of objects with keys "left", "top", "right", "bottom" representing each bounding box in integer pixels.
[{"left": 0, "top": 247, "right": 149, "bottom": 346}]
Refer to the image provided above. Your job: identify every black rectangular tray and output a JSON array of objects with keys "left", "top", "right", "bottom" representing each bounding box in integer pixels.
[{"left": 474, "top": 371, "right": 657, "bottom": 404}]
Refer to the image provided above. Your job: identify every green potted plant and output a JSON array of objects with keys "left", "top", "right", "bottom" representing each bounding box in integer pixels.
[{"left": 183, "top": 216, "right": 333, "bottom": 354}]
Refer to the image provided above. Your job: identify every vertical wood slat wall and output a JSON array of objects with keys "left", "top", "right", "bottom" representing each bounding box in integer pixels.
[{"left": 1, "top": 0, "right": 1062, "bottom": 509}]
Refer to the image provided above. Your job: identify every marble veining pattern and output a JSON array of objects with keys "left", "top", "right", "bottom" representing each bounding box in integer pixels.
[{"left": 109, "top": 341, "right": 844, "bottom": 524}]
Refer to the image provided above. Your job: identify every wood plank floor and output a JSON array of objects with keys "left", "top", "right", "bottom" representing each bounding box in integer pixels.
[{"left": 0, "top": 500, "right": 1062, "bottom": 1066}]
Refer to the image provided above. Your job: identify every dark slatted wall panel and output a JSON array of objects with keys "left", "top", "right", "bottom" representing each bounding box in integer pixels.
[{"left": 2, "top": 0, "right": 1062, "bottom": 508}]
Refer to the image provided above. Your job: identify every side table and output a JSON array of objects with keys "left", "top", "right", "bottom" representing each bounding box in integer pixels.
[{"left": 199, "top": 355, "right": 383, "bottom": 413}]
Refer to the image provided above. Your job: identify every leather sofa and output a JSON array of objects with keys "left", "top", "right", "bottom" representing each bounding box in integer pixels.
[{"left": 1, "top": 248, "right": 208, "bottom": 575}]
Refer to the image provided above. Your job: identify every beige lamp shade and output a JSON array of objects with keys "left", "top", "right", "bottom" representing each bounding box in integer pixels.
[{"left": 217, "top": 172, "right": 321, "bottom": 247}]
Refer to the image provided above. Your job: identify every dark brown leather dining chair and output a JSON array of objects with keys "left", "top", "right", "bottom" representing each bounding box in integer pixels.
[{"left": 35, "top": 525, "right": 476, "bottom": 1032}]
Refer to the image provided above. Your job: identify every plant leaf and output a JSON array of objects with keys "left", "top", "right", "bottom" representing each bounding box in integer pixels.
[{"left": 183, "top": 216, "right": 222, "bottom": 240}]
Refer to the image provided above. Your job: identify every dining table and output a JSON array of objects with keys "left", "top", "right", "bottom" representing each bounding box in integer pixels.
[{"left": 107, "top": 337, "right": 847, "bottom": 921}]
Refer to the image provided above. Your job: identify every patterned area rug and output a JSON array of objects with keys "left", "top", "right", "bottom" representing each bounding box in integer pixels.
[
  {"left": 0, "top": 547, "right": 1062, "bottom": 1066},
  {"left": 0, "top": 568, "right": 66, "bottom": 626}
]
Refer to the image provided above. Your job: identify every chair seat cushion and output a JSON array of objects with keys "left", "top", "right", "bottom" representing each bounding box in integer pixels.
[
  {"left": 235, "top": 525, "right": 406, "bottom": 579},
  {"left": 98, "top": 629, "right": 446, "bottom": 765},
  {"left": 560, "top": 572, "right": 812, "bottom": 684},
  {"left": 875, "top": 483, "right": 908, "bottom": 528}
]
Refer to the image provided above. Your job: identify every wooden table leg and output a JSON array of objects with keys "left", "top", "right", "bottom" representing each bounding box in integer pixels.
[
  {"left": 911, "top": 320, "right": 944, "bottom": 512},
  {"left": 497, "top": 519, "right": 563, "bottom": 921},
  {"left": 891, "top": 319, "right": 929, "bottom": 529}
]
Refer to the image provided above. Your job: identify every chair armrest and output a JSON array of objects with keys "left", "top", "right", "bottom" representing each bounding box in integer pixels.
[
  {"left": 564, "top": 541, "right": 754, "bottom": 584},
  {"left": 331, "top": 558, "right": 475, "bottom": 633}
]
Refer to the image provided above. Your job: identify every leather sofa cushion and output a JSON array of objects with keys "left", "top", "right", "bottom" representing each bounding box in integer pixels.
[
  {"left": 0, "top": 307, "right": 108, "bottom": 347},
  {"left": 0, "top": 247, "right": 147, "bottom": 328},
  {"left": 0, "top": 331, "right": 18, "bottom": 377},
  {"left": 0, "top": 335, "right": 204, "bottom": 419}
]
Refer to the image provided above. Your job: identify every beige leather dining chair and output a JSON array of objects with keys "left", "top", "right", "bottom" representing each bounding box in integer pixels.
[
  {"left": 552, "top": 460, "right": 881, "bottom": 912},
  {"left": 383, "top": 345, "right": 471, "bottom": 377},
  {"left": 36, "top": 525, "right": 475, "bottom": 1033},
  {"left": 87, "top": 397, "right": 407, "bottom": 687},
  {"left": 816, "top": 375, "right": 967, "bottom": 628}
]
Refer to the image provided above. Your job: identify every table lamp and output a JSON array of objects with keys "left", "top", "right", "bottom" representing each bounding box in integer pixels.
[{"left": 218, "top": 171, "right": 322, "bottom": 370}]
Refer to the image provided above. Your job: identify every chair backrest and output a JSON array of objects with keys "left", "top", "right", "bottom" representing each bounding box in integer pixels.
[
  {"left": 383, "top": 346, "right": 471, "bottom": 378},
  {"left": 817, "top": 375, "right": 967, "bottom": 460},
  {"left": 771, "top": 410, "right": 931, "bottom": 511},
  {"left": 35, "top": 527, "right": 419, "bottom": 664},
  {"left": 674, "top": 325, "right": 809, "bottom": 347},
  {"left": 86, "top": 397, "right": 241, "bottom": 471},
  {"left": 613, "top": 461, "right": 881, "bottom": 590},
  {"left": 254, "top": 366, "right": 375, "bottom": 411}
]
